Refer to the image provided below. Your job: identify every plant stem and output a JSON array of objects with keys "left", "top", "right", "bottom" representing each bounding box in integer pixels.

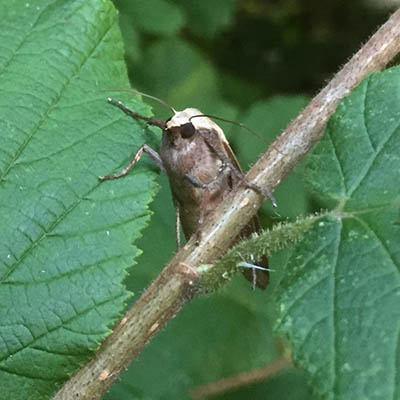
[
  {"left": 189, "top": 356, "right": 292, "bottom": 398},
  {"left": 53, "top": 8, "right": 400, "bottom": 400}
]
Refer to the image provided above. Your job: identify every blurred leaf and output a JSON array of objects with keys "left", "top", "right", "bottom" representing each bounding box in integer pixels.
[
  {"left": 132, "top": 38, "right": 203, "bottom": 102},
  {"left": 105, "top": 282, "right": 284, "bottom": 400},
  {"left": 277, "top": 67, "right": 400, "bottom": 399},
  {"left": 216, "top": 368, "right": 312, "bottom": 400},
  {"left": 0, "top": 1, "right": 158, "bottom": 398},
  {"left": 218, "top": 72, "right": 264, "bottom": 109},
  {"left": 174, "top": 0, "right": 239, "bottom": 38},
  {"left": 132, "top": 37, "right": 238, "bottom": 120},
  {"left": 114, "top": 0, "right": 185, "bottom": 35},
  {"left": 230, "top": 96, "right": 310, "bottom": 219},
  {"left": 118, "top": 13, "right": 142, "bottom": 64}
]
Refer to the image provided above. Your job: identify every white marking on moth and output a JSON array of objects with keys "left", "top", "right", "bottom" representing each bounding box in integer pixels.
[{"left": 180, "top": 140, "right": 197, "bottom": 155}]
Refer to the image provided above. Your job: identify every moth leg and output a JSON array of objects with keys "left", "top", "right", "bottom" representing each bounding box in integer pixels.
[
  {"left": 172, "top": 198, "right": 182, "bottom": 249},
  {"left": 199, "top": 129, "right": 277, "bottom": 207},
  {"left": 184, "top": 168, "right": 228, "bottom": 243},
  {"left": 183, "top": 174, "right": 207, "bottom": 243},
  {"left": 183, "top": 173, "right": 207, "bottom": 190},
  {"left": 184, "top": 162, "right": 230, "bottom": 189},
  {"left": 197, "top": 189, "right": 212, "bottom": 238},
  {"left": 99, "top": 144, "right": 165, "bottom": 181}
]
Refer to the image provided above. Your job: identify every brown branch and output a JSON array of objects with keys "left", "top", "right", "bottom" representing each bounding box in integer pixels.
[
  {"left": 53, "top": 9, "right": 400, "bottom": 400},
  {"left": 189, "top": 356, "right": 292, "bottom": 399}
]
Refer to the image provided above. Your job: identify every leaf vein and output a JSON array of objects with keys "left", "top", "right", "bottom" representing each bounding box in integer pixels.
[
  {"left": 0, "top": 185, "right": 98, "bottom": 282},
  {"left": 0, "top": 20, "right": 114, "bottom": 182},
  {"left": 353, "top": 215, "right": 400, "bottom": 274},
  {"left": 331, "top": 219, "right": 342, "bottom": 395},
  {"left": 280, "top": 234, "right": 338, "bottom": 318},
  {"left": 0, "top": 7, "right": 48, "bottom": 78},
  {"left": 362, "top": 77, "right": 377, "bottom": 152},
  {"left": 297, "top": 316, "right": 328, "bottom": 354},
  {"left": 327, "top": 129, "right": 347, "bottom": 195},
  {"left": 2, "top": 252, "right": 133, "bottom": 285},
  {"left": 347, "top": 121, "right": 400, "bottom": 198},
  {"left": 0, "top": 292, "right": 126, "bottom": 364},
  {"left": 393, "top": 329, "right": 400, "bottom": 400}
]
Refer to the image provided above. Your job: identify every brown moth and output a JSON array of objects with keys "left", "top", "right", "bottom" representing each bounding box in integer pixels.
[{"left": 99, "top": 98, "right": 276, "bottom": 289}]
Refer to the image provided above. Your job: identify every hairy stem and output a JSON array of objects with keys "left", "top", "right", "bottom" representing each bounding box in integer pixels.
[{"left": 53, "top": 8, "right": 400, "bottom": 400}]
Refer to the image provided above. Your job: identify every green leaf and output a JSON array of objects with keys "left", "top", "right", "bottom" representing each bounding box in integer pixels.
[
  {"left": 277, "top": 67, "right": 400, "bottom": 399},
  {"left": 174, "top": 0, "right": 239, "bottom": 38},
  {"left": 0, "top": 1, "right": 158, "bottom": 398},
  {"left": 118, "top": 13, "right": 142, "bottom": 64},
  {"left": 132, "top": 38, "right": 203, "bottom": 103},
  {"left": 114, "top": 0, "right": 184, "bottom": 36},
  {"left": 132, "top": 37, "right": 238, "bottom": 119}
]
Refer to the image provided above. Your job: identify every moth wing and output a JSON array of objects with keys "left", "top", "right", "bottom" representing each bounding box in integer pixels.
[
  {"left": 220, "top": 135, "right": 243, "bottom": 172},
  {"left": 218, "top": 131, "right": 270, "bottom": 289}
]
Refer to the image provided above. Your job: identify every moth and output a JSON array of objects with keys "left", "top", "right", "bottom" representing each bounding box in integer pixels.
[{"left": 99, "top": 97, "right": 276, "bottom": 289}]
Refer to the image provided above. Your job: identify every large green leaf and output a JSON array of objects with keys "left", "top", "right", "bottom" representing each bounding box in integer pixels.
[
  {"left": 277, "top": 67, "right": 400, "bottom": 399},
  {"left": 0, "top": 1, "right": 158, "bottom": 399}
]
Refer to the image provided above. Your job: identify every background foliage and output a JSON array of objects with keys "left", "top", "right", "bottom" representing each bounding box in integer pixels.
[
  {"left": 106, "top": 1, "right": 399, "bottom": 399},
  {"left": 0, "top": 1, "right": 399, "bottom": 399}
]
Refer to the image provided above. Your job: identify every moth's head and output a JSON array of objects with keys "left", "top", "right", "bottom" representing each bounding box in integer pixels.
[{"left": 166, "top": 108, "right": 223, "bottom": 139}]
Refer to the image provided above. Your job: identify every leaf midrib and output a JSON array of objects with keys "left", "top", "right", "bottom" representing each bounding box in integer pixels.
[{"left": 0, "top": 11, "right": 114, "bottom": 182}]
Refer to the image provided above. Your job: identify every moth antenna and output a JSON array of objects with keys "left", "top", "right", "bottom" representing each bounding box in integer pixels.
[
  {"left": 189, "top": 114, "right": 268, "bottom": 145},
  {"left": 108, "top": 98, "right": 166, "bottom": 130},
  {"left": 190, "top": 113, "right": 285, "bottom": 157},
  {"left": 103, "top": 88, "right": 176, "bottom": 114}
]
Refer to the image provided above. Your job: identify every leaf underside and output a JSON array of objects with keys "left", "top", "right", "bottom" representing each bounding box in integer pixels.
[{"left": 277, "top": 67, "right": 400, "bottom": 399}]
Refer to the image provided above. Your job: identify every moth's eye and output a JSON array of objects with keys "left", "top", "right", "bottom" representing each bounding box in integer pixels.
[{"left": 180, "top": 122, "right": 195, "bottom": 138}]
